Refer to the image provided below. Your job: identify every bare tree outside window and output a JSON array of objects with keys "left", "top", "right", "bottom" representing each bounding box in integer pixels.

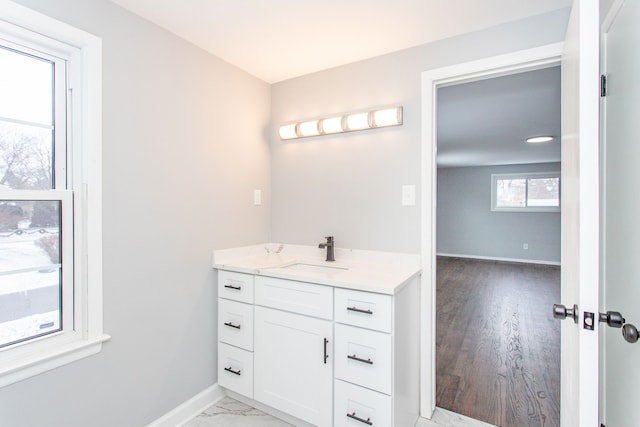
[
  {"left": 496, "top": 178, "right": 526, "bottom": 207},
  {"left": 0, "top": 122, "right": 53, "bottom": 191},
  {"left": 492, "top": 173, "right": 560, "bottom": 212},
  {"left": 528, "top": 177, "right": 560, "bottom": 207},
  {"left": 0, "top": 46, "right": 62, "bottom": 348}
]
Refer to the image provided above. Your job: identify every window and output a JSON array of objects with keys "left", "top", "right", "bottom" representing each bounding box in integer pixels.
[
  {"left": 491, "top": 172, "right": 560, "bottom": 212},
  {"left": 0, "top": 1, "right": 107, "bottom": 387}
]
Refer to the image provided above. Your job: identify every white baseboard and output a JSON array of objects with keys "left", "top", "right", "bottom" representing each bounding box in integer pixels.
[
  {"left": 147, "top": 384, "right": 225, "bottom": 427},
  {"left": 436, "top": 253, "right": 560, "bottom": 266}
]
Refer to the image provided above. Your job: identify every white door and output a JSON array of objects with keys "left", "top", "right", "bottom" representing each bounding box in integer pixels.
[
  {"left": 559, "top": 0, "right": 600, "bottom": 425},
  {"left": 601, "top": 1, "right": 640, "bottom": 425},
  {"left": 254, "top": 306, "right": 333, "bottom": 427}
]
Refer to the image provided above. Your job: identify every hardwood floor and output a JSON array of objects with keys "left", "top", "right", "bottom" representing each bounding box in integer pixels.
[{"left": 436, "top": 257, "right": 560, "bottom": 427}]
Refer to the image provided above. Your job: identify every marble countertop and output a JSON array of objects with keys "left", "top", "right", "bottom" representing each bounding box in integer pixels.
[{"left": 212, "top": 243, "right": 421, "bottom": 295}]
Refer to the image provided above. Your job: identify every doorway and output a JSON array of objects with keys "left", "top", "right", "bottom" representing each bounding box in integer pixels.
[
  {"left": 419, "top": 43, "right": 564, "bottom": 421},
  {"left": 434, "top": 68, "right": 561, "bottom": 426}
]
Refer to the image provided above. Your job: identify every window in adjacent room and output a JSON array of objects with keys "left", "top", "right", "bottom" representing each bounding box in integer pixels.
[
  {"left": 491, "top": 172, "right": 560, "bottom": 212},
  {"left": 0, "top": 1, "right": 107, "bottom": 388}
]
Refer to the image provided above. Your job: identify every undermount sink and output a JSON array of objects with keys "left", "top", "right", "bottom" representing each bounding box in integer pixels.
[{"left": 282, "top": 262, "right": 349, "bottom": 274}]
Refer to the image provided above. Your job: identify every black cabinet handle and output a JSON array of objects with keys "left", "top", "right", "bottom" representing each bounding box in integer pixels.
[
  {"left": 224, "top": 284, "right": 242, "bottom": 290},
  {"left": 347, "top": 306, "right": 373, "bottom": 315},
  {"left": 224, "top": 367, "right": 241, "bottom": 376},
  {"left": 324, "top": 338, "right": 329, "bottom": 364},
  {"left": 224, "top": 322, "right": 241, "bottom": 329},
  {"left": 347, "top": 412, "right": 373, "bottom": 425},
  {"left": 348, "top": 354, "right": 373, "bottom": 365}
]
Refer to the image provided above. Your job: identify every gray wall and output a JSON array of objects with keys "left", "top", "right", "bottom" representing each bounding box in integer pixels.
[
  {"left": 269, "top": 8, "right": 570, "bottom": 253},
  {"left": 437, "top": 163, "right": 561, "bottom": 263},
  {"left": 0, "top": 2, "right": 570, "bottom": 426},
  {"left": 0, "top": 1, "right": 270, "bottom": 426}
]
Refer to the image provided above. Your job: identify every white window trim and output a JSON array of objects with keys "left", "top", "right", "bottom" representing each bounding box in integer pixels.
[
  {"left": 0, "top": 0, "right": 109, "bottom": 388},
  {"left": 491, "top": 171, "right": 561, "bottom": 213}
]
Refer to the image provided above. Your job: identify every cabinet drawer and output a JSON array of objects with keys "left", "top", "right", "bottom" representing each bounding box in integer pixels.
[
  {"left": 335, "top": 324, "right": 392, "bottom": 394},
  {"left": 334, "top": 379, "right": 391, "bottom": 427},
  {"left": 335, "top": 288, "right": 392, "bottom": 333},
  {"left": 218, "top": 298, "right": 254, "bottom": 351},
  {"left": 255, "top": 276, "right": 333, "bottom": 320},
  {"left": 218, "top": 342, "right": 253, "bottom": 398},
  {"left": 218, "top": 270, "right": 254, "bottom": 304}
]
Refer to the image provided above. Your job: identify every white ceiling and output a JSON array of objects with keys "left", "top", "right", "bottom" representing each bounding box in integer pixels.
[
  {"left": 108, "top": 0, "right": 571, "bottom": 83},
  {"left": 437, "top": 66, "right": 561, "bottom": 167}
]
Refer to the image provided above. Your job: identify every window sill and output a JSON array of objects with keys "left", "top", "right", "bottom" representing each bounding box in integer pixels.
[
  {"left": 0, "top": 334, "right": 111, "bottom": 388},
  {"left": 491, "top": 207, "right": 561, "bottom": 213}
]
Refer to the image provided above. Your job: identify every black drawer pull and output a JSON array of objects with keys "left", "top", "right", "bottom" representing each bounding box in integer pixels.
[
  {"left": 224, "top": 284, "right": 242, "bottom": 290},
  {"left": 347, "top": 412, "right": 373, "bottom": 425},
  {"left": 324, "top": 338, "right": 329, "bottom": 364},
  {"left": 347, "top": 306, "right": 373, "bottom": 315},
  {"left": 348, "top": 354, "right": 373, "bottom": 365},
  {"left": 224, "top": 322, "right": 241, "bottom": 329},
  {"left": 224, "top": 367, "right": 241, "bottom": 376}
]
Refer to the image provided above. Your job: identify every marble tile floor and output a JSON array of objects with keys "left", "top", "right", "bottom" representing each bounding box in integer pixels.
[{"left": 184, "top": 396, "right": 496, "bottom": 427}]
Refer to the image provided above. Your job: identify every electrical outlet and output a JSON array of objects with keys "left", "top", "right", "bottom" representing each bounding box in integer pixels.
[{"left": 523, "top": 243, "right": 529, "bottom": 250}]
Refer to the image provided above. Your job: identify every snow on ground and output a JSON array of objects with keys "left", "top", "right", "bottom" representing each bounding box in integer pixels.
[
  {"left": 0, "top": 229, "right": 60, "bottom": 294},
  {"left": 0, "top": 229, "right": 61, "bottom": 345},
  {"left": 0, "top": 310, "right": 60, "bottom": 348}
]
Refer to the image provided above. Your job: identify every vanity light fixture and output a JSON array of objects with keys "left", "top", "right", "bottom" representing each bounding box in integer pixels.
[
  {"left": 321, "top": 116, "right": 343, "bottom": 134},
  {"left": 373, "top": 107, "right": 403, "bottom": 127},
  {"left": 345, "top": 112, "right": 370, "bottom": 131},
  {"left": 279, "top": 123, "right": 298, "bottom": 140},
  {"left": 298, "top": 120, "right": 321, "bottom": 137},
  {"left": 278, "top": 106, "right": 403, "bottom": 140},
  {"left": 526, "top": 136, "right": 554, "bottom": 143}
]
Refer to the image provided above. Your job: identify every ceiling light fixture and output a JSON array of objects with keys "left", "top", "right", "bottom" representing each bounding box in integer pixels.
[
  {"left": 278, "top": 106, "right": 403, "bottom": 140},
  {"left": 526, "top": 136, "right": 554, "bottom": 143}
]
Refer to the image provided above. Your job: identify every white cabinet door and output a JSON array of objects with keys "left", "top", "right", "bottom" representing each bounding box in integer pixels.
[{"left": 254, "top": 306, "right": 333, "bottom": 427}]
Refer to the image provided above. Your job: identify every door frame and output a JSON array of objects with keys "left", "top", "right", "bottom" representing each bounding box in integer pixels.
[
  {"left": 599, "top": 0, "right": 629, "bottom": 423},
  {"left": 419, "top": 42, "right": 564, "bottom": 418}
]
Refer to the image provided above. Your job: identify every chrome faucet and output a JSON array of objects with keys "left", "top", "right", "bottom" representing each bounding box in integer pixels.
[{"left": 318, "top": 236, "right": 335, "bottom": 262}]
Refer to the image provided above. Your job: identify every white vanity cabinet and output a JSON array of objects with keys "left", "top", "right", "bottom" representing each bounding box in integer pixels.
[
  {"left": 216, "top": 262, "right": 420, "bottom": 427},
  {"left": 217, "top": 271, "right": 255, "bottom": 398},
  {"left": 333, "top": 286, "right": 420, "bottom": 427}
]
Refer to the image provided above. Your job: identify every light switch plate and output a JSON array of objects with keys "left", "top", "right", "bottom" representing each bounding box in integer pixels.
[
  {"left": 402, "top": 185, "right": 416, "bottom": 206},
  {"left": 254, "top": 189, "right": 262, "bottom": 205}
]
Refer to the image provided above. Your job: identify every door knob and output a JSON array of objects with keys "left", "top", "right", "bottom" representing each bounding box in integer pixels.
[
  {"left": 553, "top": 303, "right": 579, "bottom": 323},
  {"left": 597, "top": 310, "right": 638, "bottom": 344},
  {"left": 598, "top": 311, "right": 625, "bottom": 328},
  {"left": 622, "top": 324, "right": 639, "bottom": 344}
]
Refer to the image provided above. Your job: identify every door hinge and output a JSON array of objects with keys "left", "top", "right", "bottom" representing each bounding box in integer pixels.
[{"left": 601, "top": 74, "right": 608, "bottom": 97}]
